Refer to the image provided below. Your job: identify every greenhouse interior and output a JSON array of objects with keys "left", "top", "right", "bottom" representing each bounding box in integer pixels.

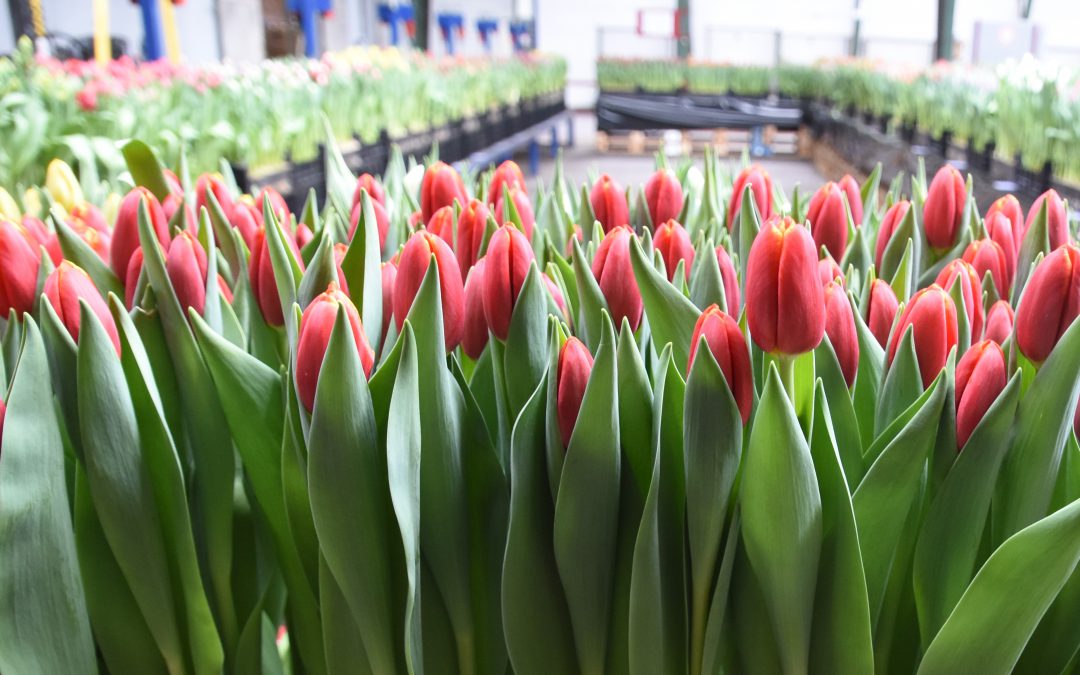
[{"left": 2, "top": 1, "right": 1080, "bottom": 674}]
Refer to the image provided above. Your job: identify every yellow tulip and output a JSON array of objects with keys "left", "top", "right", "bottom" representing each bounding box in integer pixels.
[
  {"left": 0, "top": 187, "right": 20, "bottom": 220},
  {"left": 103, "top": 192, "right": 121, "bottom": 229},
  {"left": 22, "top": 188, "right": 43, "bottom": 219},
  {"left": 45, "top": 159, "right": 84, "bottom": 212}
]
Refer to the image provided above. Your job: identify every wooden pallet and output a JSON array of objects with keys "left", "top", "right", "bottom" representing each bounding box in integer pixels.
[{"left": 596, "top": 126, "right": 800, "bottom": 156}]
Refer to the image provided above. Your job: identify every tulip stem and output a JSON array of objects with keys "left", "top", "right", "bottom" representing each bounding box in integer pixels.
[{"left": 778, "top": 354, "right": 797, "bottom": 403}]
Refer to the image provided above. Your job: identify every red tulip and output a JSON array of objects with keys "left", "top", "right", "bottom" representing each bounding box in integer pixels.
[
  {"left": 543, "top": 272, "right": 569, "bottom": 321},
  {"left": 556, "top": 337, "right": 594, "bottom": 447},
  {"left": 348, "top": 197, "right": 391, "bottom": 250},
  {"left": 727, "top": 165, "right": 773, "bottom": 227},
  {"left": 296, "top": 283, "right": 375, "bottom": 412},
  {"left": 1025, "top": 189, "right": 1069, "bottom": 250},
  {"left": 824, "top": 280, "right": 859, "bottom": 388},
  {"left": 112, "top": 187, "right": 170, "bottom": 280},
  {"left": 923, "top": 165, "right": 966, "bottom": 249},
  {"left": 984, "top": 299, "right": 1013, "bottom": 346},
  {"left": 589, "top": 174, "right": 629, "bottom": 233},
  {"left": 875, "top": 200, "right": 912, "bottom": 270},
  {"left": 807, "top": 181, "right": 849, "bottom": 259},
  {"left": 257, "top": 187, "right": 291, "bottom": 227},
  {"left": 488, "top": 160, "right": 526, "bottom": 205},
  {"left": 986, "top": 194, "right": 1024, "bottom": 246},
  {"left": 592, "top": 226, "right": 643, "bottom": 332},
  {"left": 494, "top": 185, "right": 535, "bottom": 240},
  {"left": 19, "top": 215, "right": 62, "bottom": 265},
  {"left": 331, "top": 243, "right": 350, "bottom": 296},
  {"left": 0, "top": 399, "right": 5, "bottom": 448},
  {"left": 426, "top": 205, "right": 456, "bottom": 246},
  {"left": 687, "top": 304, "right": 753, "bottom": 423},
  {"left": 380, "top": 260, "right": 397, "bottom": 339},
  {"left": 565, "top": 224, "right": 584, "bottom": 258},
  {"left": 715, "top": 245, "right": 741, "bottom": 315},
  {"left": 745, "top": 216, "right": 824, "bottom": 355},
  {"left": 935, "top": 259, "right": 985, "bottom": 340},
  {"left": 455, "top": 198, "right": 490, "bottom": 276},
  {"left": 420, "top": 161, "right": 467, "bottom": 223},
  {"left": 166, "top": 231, "right": 210, "bottom": 315},
  {"left": 351, "top": 173, "right": 387, "bottom": 210},
  {"left": 394, "top": 231, "right": 465, "bottom": 351},
  {"left": 43, "top": 261, "right": 120, "bottom": 355},
  {"left": 461, "top": 258, "right": 489, "bottom": 359},
  {"left": 483, "top": 224, "right": 535, "bottom": 340},
  {"left": 818, "top": 256, "right": 844, "bottom": 287},
  {"left": 653, "top": 219, "right": 694, "bottom": 281},
  {"left": 644, "top": 169, "right": 684, "bottom": 226},
  {"left": 195, "top": 174, "right": 234, "bottom": 222},
  {"left": 295, "top": 223, "right": 314, "bottom": 250},
  {"left": 163, "top": 192, "right": 196, "bottom": 231},
  {"left": 67, "top": 203, "right": 110, "bottom": 261},
  {"left": 866, "top": 279, "right": 899, "bottom": 348},
  {"left": 125, "top": 248, "right": 144, "bottom": 308},
  {"left": 231, "top": 201, "right": 262, "bottom": 250},
  {"left": 887, "top": 285, "right": 958, "bottom": 388},
  {"left": 955, "top": 340, "right": 1007, "bottom": 449},
  {"left": 962, "top": 238, "right": 1009, "bottom": 296},
  {"left": 1015, "top": 244, "right": 1080, "bottom": 363},
  {"left": 249, "top": 225, "right": 304, "bottom": 327},
  {"left": 838, "top": 174, "right": 863, "bottom": 225},
  {"left": 984, "top": 210, "right": 1017, "bottom": 288},
  {"left": 0, "top": 219, "right": 40, "bottom": 318}
]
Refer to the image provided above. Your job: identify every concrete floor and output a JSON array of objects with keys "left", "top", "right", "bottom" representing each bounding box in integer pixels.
[{"left": 531, "top": 112, "right": 827, "bottom": 195}]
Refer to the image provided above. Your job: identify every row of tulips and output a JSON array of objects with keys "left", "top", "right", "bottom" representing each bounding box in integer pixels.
[{"left": 2, "top": 126, "right": 1080, "bottom": 674}]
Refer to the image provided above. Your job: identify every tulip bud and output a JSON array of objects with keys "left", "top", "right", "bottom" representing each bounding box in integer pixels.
[
  {"left": 962, "top": 238, "right": 1009, "bottom": 296},
  {"left": 163, "top": 192, "right": 196, "bottom": 231},
  {"left": 19, "top": 216, "right": 61, "bottom": 265},
  {"left": 727, "top": 165, "right": 774, "bottom": 228},
  {"left": 1025, "top": 189, "right": 1069, "bottom": 250},
  {"left": 887, "top": 285, "right": 958, "bottom": 388},
  {"left": 1015, "top": 244, "right": 1080, "bottom": 363},
  {"left": 483, "top": 224, "right": 536, "bottom": 340},
  {"left": 351, "top": 173, "right": 387, "bottom": 210},
  {"left": 426, "top": 205, "right": 456, "bottom": 246},
  {"left": 687, "top": 304, "right": 753, "bottom": 423},
  {"left": 331, "top": 243, "right": 350, "bottom": 296},
  {"left": 715, "top": 245, "right": 741, "bottom": 314},
  {"left": 494, "top": 185, "right": 535, "bottom": 241},
  {"left": 984, "top": 210, "right": 1017, "bottom": 289},
  {"left": 166, "top": 231, "right": 210, "bottom": 315},
  {"left": 295, "top": 223, "right": 314, "bottom": 250},
  {"left": 824, "top": 280, "right": 859, "bottom": 388},
  {"left": 257, "top": 187, "right": 291, "bottom": 227},
  {"left": 348, "top": 196, "right": 391, "bottom": 250},
  {"left": 556, "top": 337, "right": 594, "bottom": 447},
  {"left": 67, "top": 204, "right": 111, "bottom": 261},
  {"left": 653, "top": 219, "right": 694, "bottom": 281},
  {"left": 543, "top": 272, "right": 569, "bottom": 321},
  {"left": 818, "top": 256, "right": 844, "bottom": 287},
  {"left": 0, "top": 187, "right": 20, "bottom": 221},
  {"left": 296, "top": 283, "right": 375, "bottom": 412},
  {"left": 420, "top": 161, "right": 467, "bottom": 223},
  {"left": 248, "top": 225, "right": 304, "bottom": 327},
  {"left": 231, "top": 201, "right": 262, "bottom": 250},
  {"left": 395, "top": 231, "right": 465, "bottom": 351},
  {"left": 162, "top": 169, "right": 183, "bottom": 197},
  {"left": 461, "top": 258, "right": 489, "bottom": 359},
  {"left": 380, "top": 260, "right": 397, "bottom": 339},
  {"left": 488, "top": 160, "right": 526, "bottom": 205},
  {"left": 984, "top": 299, "right": 1013, "bottom": 346},
  {"left": 455, "top": 199, "right": 490, "bottom": 276},
  {"left": 746, "top": 216, "right": 824, "bottom": 355},
  {"left": 565, "top": 224, "right": 584, "bottom": 258},
  {"left": 125, "top": 248, "right": 144, "bottom": 308},
  {"left": 923, "top": 165, "right": 966, "bottom": 249},
  {"left": 112, "top": 187, "right": 170, "bottom": 279},
  {"left": 44, "top": 261, "right": 120, "bottom": 355},
  {"left": 592, "top": 226, "right": 643, "bottom": 333},
  {"left": 0, "top": 219, "right": 41, "bottom": 318},
  {"left": 986, "top": 194, "right": 1024, "bottom": 246},
  {"left": 644, "top": 169, "right": 684, "bottom": 227},
  {"left": 866, "top": 279, "right": 899, "bottom": 348},
  {"left": 589, "top": 174, "right": 629, "bottom": 233},
  {"left": 935, "top": 259, "right": 985, "bottom": 340},
  {"left": 955, "top": 340, "right": 1007, "bottom": 449},
  {"left": 838, "top": 174, "right": 863, "bottom": 225},
  {"left": 874, "top": 199, "right": 912, "bottom": 270},
  {"left": 196, "top": 174, "right": 234, "bottom": 222},
  {"left": 45, "top": 159, "right": 84, "bottom": 212},
  {"left": 807, "top": 181, "right": 849, "bottom": 260}
]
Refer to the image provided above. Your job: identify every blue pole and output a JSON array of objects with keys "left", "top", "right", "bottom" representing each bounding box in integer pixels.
[
  {"left": 138, "top": 0, "right": 165, "bottom": 60},
  {"left": 298, "top": 1, "right": 319, "bottom": 57}
]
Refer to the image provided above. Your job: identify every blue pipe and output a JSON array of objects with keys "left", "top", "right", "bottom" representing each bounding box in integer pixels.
[{"left": 138, "top": 0, "right": 165, "bottom": 60}]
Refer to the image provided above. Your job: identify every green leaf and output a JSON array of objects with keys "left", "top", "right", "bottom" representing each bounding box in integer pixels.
[
  {"left": 1011, "top": 196, "right": 1049, "bottom": 305},
  {"left": 736, "top": 184, "right": 762, "bottom": 295},
  {"left": 859, "top": 163, "right": 882, "bottom": 228},
  {"left": 322, "top": 114, "right": 356, "bottom": 210},
  {"left": 122, "top": 139, "right": 172, "bottom": 201},
  {"left": 341, "top": 190, "right": 384, "bottom": 349},
  {"left": 684, "top": 336, "right": 742, "bottom": 675},
  {"left": 815, "top": 336, "right": 864, "bottom": 484},
  {"left": 913, "top": 373, "right": 1021, "bottom": 645},
  {"left": 874, "top": 326, "right": 923, "bottom": 437},
  {"left": 852, "top": 304, "right": 885, "bottom": 449},
  {"left": 0, "top": 321, "right": 98, "bottom": 675},
  {"left": 570, "top": 237, "right": 609, "bottom": 352},
  {"left": 554, "top": 315, "right": 621, "bottom": 675},
  {"left": 503, "top": 263, "right": 551, "bottom": 421},
  {"left": 917, "top": 497, "right": 1080, "bottom": 675},
  {"left": 629, "top": 235, "right": 699, "bottom": 371},
  {"left": 878, "top": 205, "right": 919, "bottom": 287},
  {"left": 617, "top": 321, "right": 654, "bottom": 497},
  {"left": 741, "top": 363, "right": 822, "bottom": 674},
  {"left": 808, "top": 382, "right": 875, "bottom": 675},
  {"left": 54, "top": 214, "right": 124, "bottom": 300}
]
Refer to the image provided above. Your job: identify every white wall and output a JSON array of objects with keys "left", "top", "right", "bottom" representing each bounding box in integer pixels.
[{"left": 425, "top": 0, "right": 517, "bottom": 57}]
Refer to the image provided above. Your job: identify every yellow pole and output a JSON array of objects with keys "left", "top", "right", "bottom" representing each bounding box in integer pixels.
[
  {"left": 159, "top": 0, "right": 181, "bottom": 63},
  {"left": 92, "top": 0, "right": 110, "bottom": 63},
  {"left": 27, "top": 0, "right": 45, "bottom": 37}
]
